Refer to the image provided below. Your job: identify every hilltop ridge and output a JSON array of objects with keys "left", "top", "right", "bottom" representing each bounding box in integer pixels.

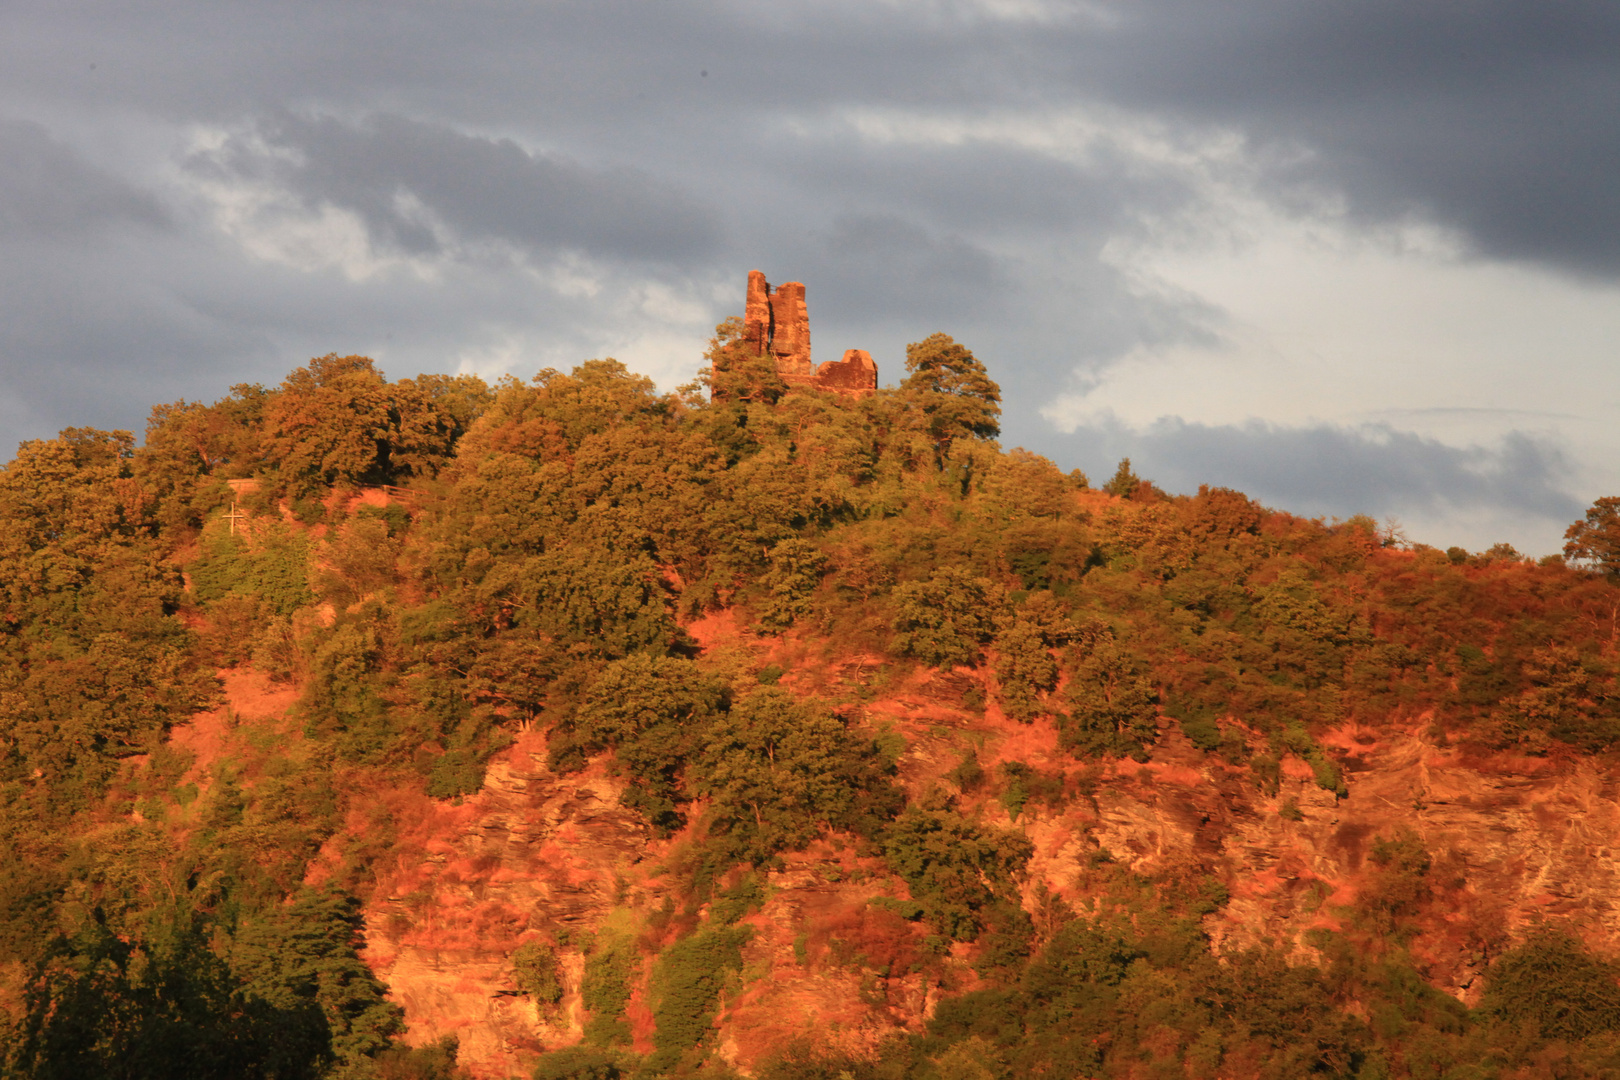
[{"left": 2, "top": 330, "right": 1620, "bottom": 1079}]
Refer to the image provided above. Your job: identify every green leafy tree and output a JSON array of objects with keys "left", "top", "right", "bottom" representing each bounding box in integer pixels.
[
  {"left": 531, "top": 1045, "right": 635, "bottom": 1080},
  {"left": 262, "top": 355, "right": 394, "bottom": 495},
  {"left": 228, "top": 888, "right": 405, "bottom": 1067},
  {"left": 580, "top": 933, "right": 638, "bottom": 1047},
  {"left": 646, "top": 925, "right": 752, "bottom": 1071},
  {"left": 1061, "top": 632, "right": 1158, "bottom": 760},
  {"left": 757, "top": 538, "right": 828, "bottom": 630},
  {"left": 571, "top": 653, "right": 727, "bottom": 832},
  {"left": 189, "top": 520, "right": 314, "bottom": 615},
  {"left": 1565, "top": 496, "right": 1620, "bottom": 578},
  {"left": 479, "top": 544, "right": 675, "bottom": 658},
  {"left": 1102, "top": 458, "right": 1141, "bottom": 498},
  {"left": 4, "top": 911, "right": 327, "bottom": 1080},
  {"left": 705, "top": 316, "right": 787, "bottom": 406},
  {"left": 880, "top": 799, "right": 1033, "bottom": 942},
  {"left": 994, "top": 595, "right": 1075, "bottom": 722},
  {"left": 694, "top": 688, "right": 900, "bottom": 863},
  {"left": 1481, "top": 927, "right": 1620, "bottom": 1040},
  {"left": 382, "top": 372, "right": 493, "bottom": 480},
  {"left": 892, "top": 567, "right": 1003, "bottom": 669},
  {"left": 138, "top": 385, "right": 269, "bottom": 530},
  {"left": 1487, "top": 644, "right": 1617, "bottom": 752},
  {"left": 512, "top": 941, "right": 564, "bottom": 1006},
  {"left": 899, "top": 333, "right": 1001, "bottom": 463},
  {"left": 1252, "top": 569, "right": 1370, "bottom": 689}
]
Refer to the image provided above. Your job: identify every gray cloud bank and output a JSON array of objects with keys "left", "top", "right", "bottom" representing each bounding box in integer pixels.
[
  {"left": 0, "top": 0, "right": 1614, "bottom": 549},
  {"left": 200, "top": 114, "right": 724, "bottom": 265}
]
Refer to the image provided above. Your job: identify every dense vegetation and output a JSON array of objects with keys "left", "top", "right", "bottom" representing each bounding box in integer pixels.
[{"left": 1, "top": 334, "right": 1619, "bottom": 1079}]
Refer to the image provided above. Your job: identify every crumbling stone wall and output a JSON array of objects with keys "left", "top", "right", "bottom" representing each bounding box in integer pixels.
[{"left": 738, "top": 271, "right": 876, "bottom": 397}]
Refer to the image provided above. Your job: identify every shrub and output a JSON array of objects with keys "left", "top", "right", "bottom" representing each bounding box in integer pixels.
[
  {"left": 512, "top": 941, "right": 564, "bottom": 1005},
  {"left": 189, "top": 522, "right": 313, "bottom": 616},
  {"left": 1481, "top": 927, "right": 1620, "bottom": 1040},
  {"left": 646, "top": 925, "right": 753, "bottom": 1071},
  {"left": 581, "top": 935, "right": 637, "bottom": 1047}
]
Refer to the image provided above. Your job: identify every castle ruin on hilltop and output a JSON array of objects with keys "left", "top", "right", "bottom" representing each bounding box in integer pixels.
[{"left": 736, "top": 270, "right": 878, "bottom": 396}]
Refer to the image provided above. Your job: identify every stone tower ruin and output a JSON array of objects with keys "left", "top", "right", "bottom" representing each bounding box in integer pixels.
[{"left": 739, "top": 270, "right": 877, "bottom": 397}]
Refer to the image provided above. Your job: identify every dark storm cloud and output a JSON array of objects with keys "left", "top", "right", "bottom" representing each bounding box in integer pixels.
[
  {"left": 7, "top": 1, "right": 1612, "bottom": 278},
  {"left": 1051, "top": 416, "right": 1584, "bottom": 525},
  {"left": 199, "top": 113, "right": 723, "bottom": 264},
  {"left": 787, "top": 214, "right": 1002, "bottom": 324},
  {"left": 781, "top": 138, "right": 1188, "bottom": 238},
  {"left": 1085, "top": 0, "right": 1620, "bottom": 275},
  {"left": 1, "top": 0, "right": 1615, "bottom": 530},
  {"left": 0, "top": 120, "right": 168, "bottom": 239}
]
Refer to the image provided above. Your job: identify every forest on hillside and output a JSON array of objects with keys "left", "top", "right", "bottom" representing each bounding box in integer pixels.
[{"left": 3, "top": 322, "right": 1620, "bottom": 1079}]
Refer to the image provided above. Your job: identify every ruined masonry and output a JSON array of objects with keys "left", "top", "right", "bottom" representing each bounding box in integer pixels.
[{"left": 742, "top": 270, "right": 878, "bottom": 396}]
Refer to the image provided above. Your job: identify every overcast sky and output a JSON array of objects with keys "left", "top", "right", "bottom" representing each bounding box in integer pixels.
[{"left": 3, "top": 1, "right": 1617, "bottom": 553}]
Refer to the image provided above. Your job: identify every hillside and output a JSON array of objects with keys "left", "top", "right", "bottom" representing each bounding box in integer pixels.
[{"left": 3, "top": 334, "right": 1620, "bottom": 1080}]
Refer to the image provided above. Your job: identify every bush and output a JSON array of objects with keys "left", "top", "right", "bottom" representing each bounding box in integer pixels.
[
  {"left": 531, "top": 1044, "right": 635, "bottom": 1080},
  {"left": 998, "top": 761, "right": 1064, "bottom": 821},
  {"left": 646, "top": 925, "right": 753, "bottom": 1071},
  {"left": 513, "top": 941, "right": 564, "bottom": 1005},
  {"left": 189, "top": 522, "right": 313, "bottom": 615},
  {"left": 581, "top": 935, "right": 637, "bottom": 1047},
  {"left": 1481, "top": 927, "right": 1620, "bottom": 1040}
]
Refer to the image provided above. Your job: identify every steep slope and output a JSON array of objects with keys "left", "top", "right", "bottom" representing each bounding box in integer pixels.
[{"left": 156, "top": 623, "right": 1614, "bottom": 1078}]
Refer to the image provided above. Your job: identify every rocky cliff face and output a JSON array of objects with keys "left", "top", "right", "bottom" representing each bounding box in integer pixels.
[{"left": 255, "top": 620, "right": 1620, "bottom": 1080}]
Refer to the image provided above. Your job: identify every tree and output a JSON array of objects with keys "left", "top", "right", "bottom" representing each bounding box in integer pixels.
[
  {"left": 572, "top": 654, "right": 727, "bottom": 831},
  {"left": 757, "top": 538, "right": 828, "bottom": 630},
  {"left": 1061, "top": 632, "right": 1158, "bottom": 760},
  {"left": 892, "top": 567, "right": 1002, "bottom": 669},
  {"left": 1564, "top": 496, "right": 1620, "bottom": 578},
  {"left": 1102, "top": 458, "right": 1140, "bottom": 498},
  {"left": 880, "top": 799, "right": 1033, "bottom": 942},
  {"left": 228, "top": 888, "right": 405, "bottom": 1067},
  {"left": 1481, "top": 927, "right": 1620, "bottom": 1040},
  {"left": 382, "top": 372, "right": 493, "bottom": 480},
  {"left": 693, "top": 688, "right": 900, "bottom": 862},
  {"left": 511, "top": 942, "right": 564, "bottom": 1006},
  {"left": 705, "top": 316, "right": 787, "bottom": 406},
  {"left": 899, "top": 333, "right": 1001, "bottom": 463},
  {"left": 262, "top": 355, "right": 393, "bottom": 495},
  {"left": 4, "top": 908, "right": 332, "bottom": 1080},
  {"left": 139, "top": 385, "right": 270, "bottom": 530}
]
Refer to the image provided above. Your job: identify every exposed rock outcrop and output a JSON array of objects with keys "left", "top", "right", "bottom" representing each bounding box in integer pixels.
[{"left": 331, "top": 645, "right": 1620, "bottom": 1079}]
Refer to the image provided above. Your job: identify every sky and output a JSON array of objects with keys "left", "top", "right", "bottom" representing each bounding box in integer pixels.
[{"left": 2, "top": 1, "right": 1617, "bottom": 555}]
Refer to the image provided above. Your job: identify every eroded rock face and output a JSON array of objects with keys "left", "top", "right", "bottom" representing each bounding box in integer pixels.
[
  {"left": 344, "top": 658, "right": 1620, "bottom": 1079},
  {"left": 352, "top": 735, "right": 662, "bottom": 1078},
  {"left": 737, "top": 272, "right": 876, "bottom": 396}
]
